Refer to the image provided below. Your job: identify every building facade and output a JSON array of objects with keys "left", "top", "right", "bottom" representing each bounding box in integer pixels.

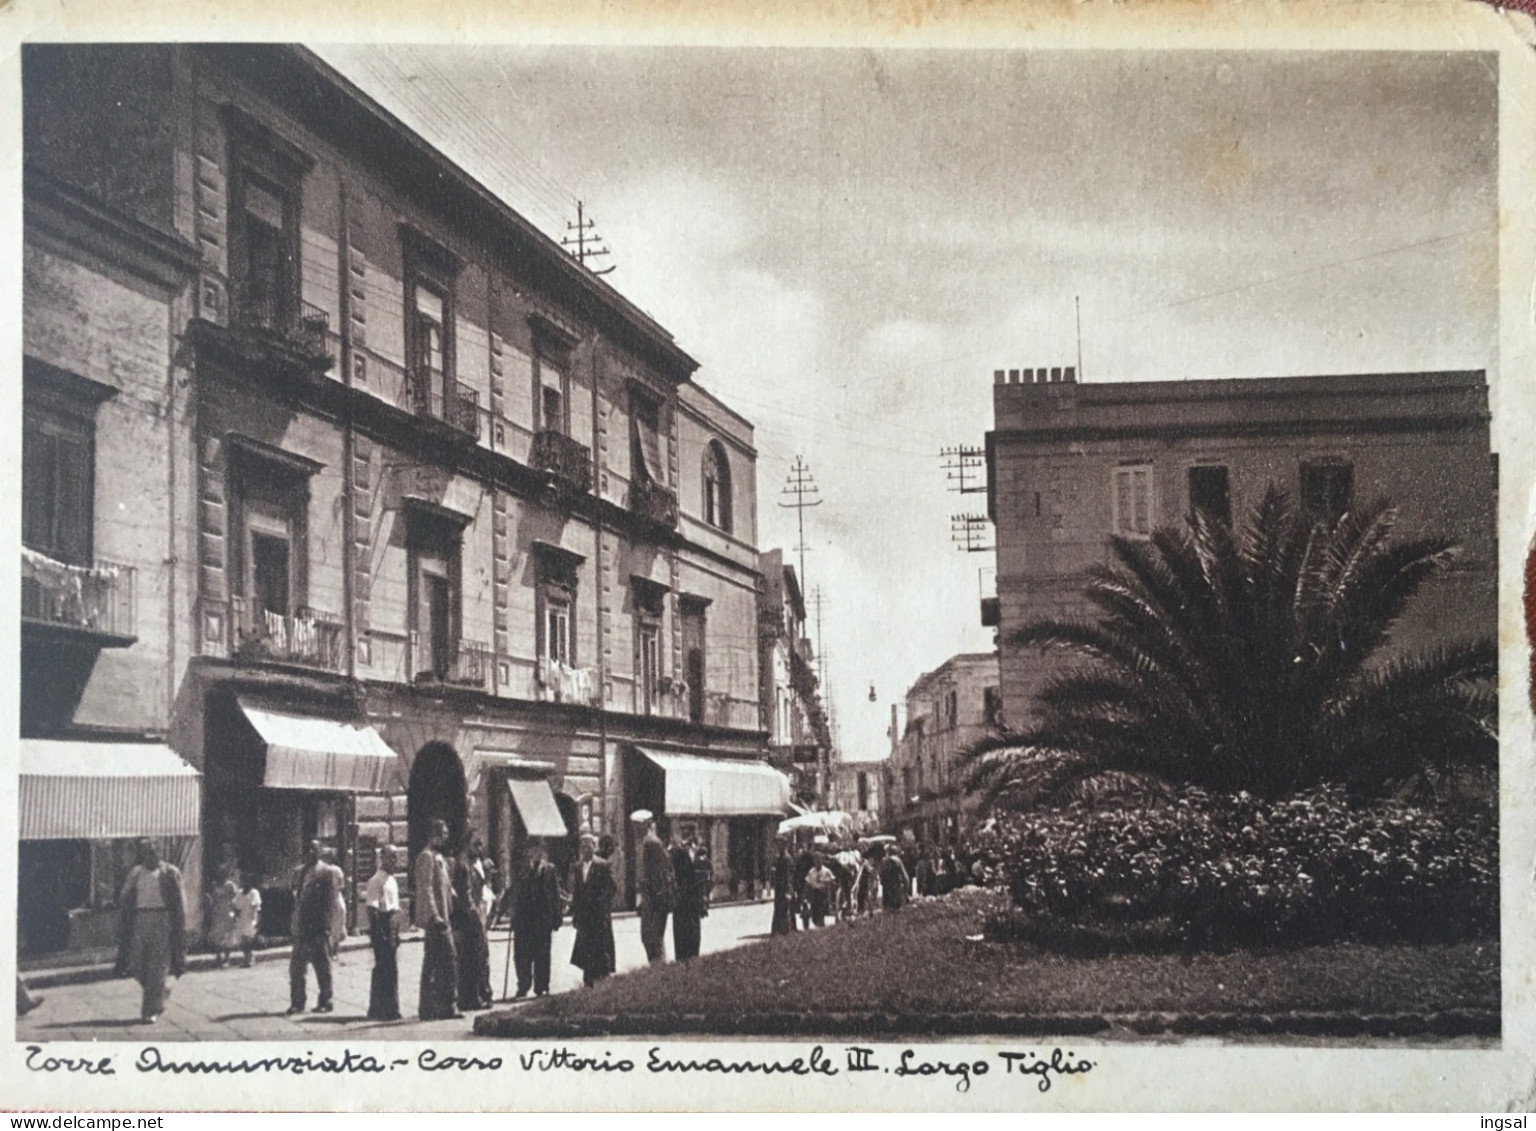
[
  {"left": 757, "top": 549, "right": 832, "bottom": 807},
  {"left": 885, "top": 652, "right": 1000, "bottom": 845},
  {"left": 827, "top": 758, "right": 883, "bottom": 834},
  {"left": 984, "top": 365, "right": 1498, "bottom": 725},
  {"left": 20, "top": 44, "right": 784, "bottom": 956}
]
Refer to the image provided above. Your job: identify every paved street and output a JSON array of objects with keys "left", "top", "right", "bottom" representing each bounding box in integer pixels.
[{"left": 18, "top": 899, "right": 777, "bottom": 1042}]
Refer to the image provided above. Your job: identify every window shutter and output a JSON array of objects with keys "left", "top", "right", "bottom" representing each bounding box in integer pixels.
[
  {"left": 22, "top": 423, "right": 54, "bottom": 554},
  {"left": 55, "top": 430, "right": 91, "bottom": 565}
]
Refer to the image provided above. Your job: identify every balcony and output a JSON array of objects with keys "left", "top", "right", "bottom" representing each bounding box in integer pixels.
[
  {"left": 628, "top": 476, "right": 678, "bottom": 530},
  {"left": 297, "top": 301, "right": 330, "bottom": 357},
  {"left": 230, "top": 599, "right": 345, "bottom": 672},
  {"left": 757, "top": 605, "right": 785, "bottom": 640},
  {"left": 530, "top": 429, "right": 594, "bottom": 495},
  {"left": 410, "top": 375, "right": 481, "bottom": 441},
  {"left": 21, "top": 550, "right": 136, "bottom": 646},
  {"left": 445, "top": 640, "right": 492, "bottom": 691},
  {"left": 537, "top": 657, "right": 598, "bottom": 706}
]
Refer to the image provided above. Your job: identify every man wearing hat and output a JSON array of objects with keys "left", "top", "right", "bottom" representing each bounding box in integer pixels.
[
  {"left": 632, "top": 810, "right": 675, "bottom": 964},
  {"left": 511, "top": 841, "right": 562, "bottom": 998}
]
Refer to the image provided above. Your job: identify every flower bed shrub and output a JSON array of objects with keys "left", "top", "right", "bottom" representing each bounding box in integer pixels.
[{"left": 980, "top": 785, "right": 1497, "bottom": 950}]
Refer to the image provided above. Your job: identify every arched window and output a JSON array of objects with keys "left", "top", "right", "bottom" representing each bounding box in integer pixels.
[{"left": 703, "top": 441, "right": 733, "bottom": 533}]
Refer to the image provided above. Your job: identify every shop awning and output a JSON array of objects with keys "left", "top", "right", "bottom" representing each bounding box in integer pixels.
[
  {"left": 639, "top": 748, "right": 792, "bottom": 817},
  {"left": 238, "top": 699, "right": 401, "bottom": 794},
  {"left": 19, "top": 739, "right": 201, "bottom": 840},
  {"left": 506, "top": 776, "right": 568, "bottom": 838}
]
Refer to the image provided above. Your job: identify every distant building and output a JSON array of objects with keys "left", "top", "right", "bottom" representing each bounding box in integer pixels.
[
  {"left": 758, "top": 549, "right": 832, "bottom": 807},
  {"left": 984, "top": 365, "right": 1497, "bottom": 725},
  {"left": 19, "top": 43, "right": 785, "bottom": 958},
  {"left": 886, "top": 652, "right": 1000, "bottom": 845},
  {"left": 828, "top": 758, "right": 883, "bottom": 833}
]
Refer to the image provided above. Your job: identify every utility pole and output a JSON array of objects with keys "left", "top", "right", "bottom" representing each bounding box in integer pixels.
[
  {"left": 778, "top": 456, "right": 822, "bottom": 594},
  {"left": 951, "top": 514, "right": 994, "bottom": 553},
  {"left": 939, "top": 445, "right": 987, "bottom": 495},
  {"left": 561, "top": 200, "right": 615, "bottom": 276},
  {"left": 808, "top": 585, "right": 829, "bottom": 688}
]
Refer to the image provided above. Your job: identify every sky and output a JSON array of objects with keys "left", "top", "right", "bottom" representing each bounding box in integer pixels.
[{"left": 317, "top": 46, "right": 1499, "bottom": 765}]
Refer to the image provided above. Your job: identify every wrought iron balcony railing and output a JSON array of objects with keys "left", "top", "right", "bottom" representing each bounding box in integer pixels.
[
  {"left": 530, "top": 429, "right": 594, "bottom": 494},
  {"left": 628, "top": 476, "right": 678, "bottom": 529},
  {"left": 410, "top": 375, "right": 481, "bottom": 440},
  {"left": 297, "top": 301, "right": 330, "bottom": 356},
  {"left": 230, "top": 599, "right": 345, "bottom": 671},
  {"left": 446, "top": 640, "right": 493, "bottom": 690},
  {"left": 21, "top": 550, "right": 136, "bottom": 640}
]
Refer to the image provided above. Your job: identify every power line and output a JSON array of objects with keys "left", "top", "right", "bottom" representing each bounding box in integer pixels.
[
  {"left": 561, "top": 200, "right": 616, "bottom": 276},
  {"left": 777, "top": 455, "right": 822, "bottom": 595}
]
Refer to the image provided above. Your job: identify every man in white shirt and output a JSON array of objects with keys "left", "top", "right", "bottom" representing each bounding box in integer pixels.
[{"left": 364, "top": 846, "right": 401, "bottom": 1022}]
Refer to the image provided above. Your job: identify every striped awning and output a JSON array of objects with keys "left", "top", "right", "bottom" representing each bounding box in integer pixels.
[
  {"left": 238, "top": 698, "right": 401, "bottom": 794},
  {"left": 639, "top": 748, "right": 792, "bottom": 817},
  {"left": 19, "top": 739, "right": 201, "bottom": 840},
  {"left": 506, "top": 777, "right": 568, "bottom": 839}
]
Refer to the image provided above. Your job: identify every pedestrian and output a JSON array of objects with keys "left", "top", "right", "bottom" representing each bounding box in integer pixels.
[
  {"left": 569, "top": 834, "right": 616, "bottom": 986},
  {"left": 878, "top": 845, "right": 910, "bottom": 911},
  {"left": 915, "top": 850, "right": 936, "bottom": 898},
  {"left": 452, "top": 841, "right": 493, "bottom": 1011},
  {"left": 803, "top": 852, "right": 835, "bottom": 927},
  {"left": 364, "top": 846, "right": 402, "bottom": 1022},
  {"left": 835, "top": 843, "right": 861, "bottom": 918},
  {"left": 323, "top": 848, "right": 347, "bottom": 958},
  {"left": 207, "top": 866, "right": 239, "bottom": 966},
  {"left": 633, "top": 810, "right": 675, "bottom": 964},
  {"left": 770, "top": 839, "right": 798, "bottom": 935},
  {"left": 670, "top": 826, "right": 707, "bottom": 962},
  {"left": 414, "top": 819, "right": 460, "bottom": 1020},
  {"left": 287, "top": 840, "right": 338, "bottom": 1015},
  {"left": 233, "top": 872, "right": 261, "bottom": 967},
  {"left": 115, "top": 840, "right": 186, "bottom": 1025},
  {"left": 511, "top": 841, "right": 561, "bottom": 998},
  {"left": 793, "top": 841, "right": 815, "bottom": 930},
  {"left": 856, "top": 849, "right": 881, "bottom": 915}
]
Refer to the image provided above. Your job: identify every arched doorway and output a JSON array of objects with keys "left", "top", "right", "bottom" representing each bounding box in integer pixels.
[{"left": 407, "top": 742, "right": 469, "bottom": 867}]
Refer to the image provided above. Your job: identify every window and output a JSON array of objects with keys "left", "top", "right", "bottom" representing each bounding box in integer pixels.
[
  {"left": 222, "top": 105, "right": 311, "bottom": 335},
  {"left": 856, "top": 772, "right": 870, "bottom": 811},
  {"left": 226, "top": 437, "right": 318, "bottom": 643},
  {"left": 639, "top": 622, "right": 661, "bottom": 715},
  {"left": 533, "top": 541, "right": 584, "bottom": 672},
  {"left": 537, "top": 355, "right": 567, "bottom": 435},
  {"left": 1188, "top": 464, "right": 1231, "bottom": 526},
  {"left": 681, "top": 599, "right": 708, "bottom": 724},
  {"left": 543, "top": 594, "right": 571, "bottom": 665},
  {"left": 1301, "top": 461, "right": 1353, "bottom": 526},
  {"left": 703, "top": 441, "right": 733, "bottom": 533},
  {"left": 23, "top": 402, "right": 93, "bottom": 566},
  {"left": 400, "top": 225, "right": 461, "bottom": 420},
  {"left": 946, "top": 689, "right": 959, "bottom": 729},
  {"left": 983, "top": 686, "right": 1003, "bottom": 728},
  {"left": 234, "top": 175, "right": 297, "bottom": 332},
  {"left": 631, "top": 390, "right": 663, "bottom": 484},
  {"left": 1112, "top": 463, "right": 1154, "bottom": 537},
  {"left": 406, "top": 505, "right": 465, "bottom": 682}
]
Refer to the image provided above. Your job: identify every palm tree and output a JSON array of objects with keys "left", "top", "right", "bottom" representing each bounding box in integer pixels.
[{"left": 963, "top": 487, "right": 1496, "bottom": 809}]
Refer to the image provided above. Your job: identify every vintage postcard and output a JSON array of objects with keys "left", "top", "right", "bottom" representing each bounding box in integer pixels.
[{"left": 2, "top": 0, "right": 1535, "bottom": 1113}]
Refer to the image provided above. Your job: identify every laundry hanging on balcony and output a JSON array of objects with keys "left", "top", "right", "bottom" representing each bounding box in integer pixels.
[{"left": 237, "top": 698, "right": 402, "bottom": 793}]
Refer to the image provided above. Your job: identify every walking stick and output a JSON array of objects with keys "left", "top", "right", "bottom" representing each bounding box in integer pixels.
[{"left": 501, "top": 906, "right": 514, "bottom": 1000}]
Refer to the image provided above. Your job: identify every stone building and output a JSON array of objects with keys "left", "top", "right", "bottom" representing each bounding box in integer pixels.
[
  {"left": 984, "top": 365, "right": 1498, "bottom": 725},
  {"left": 886, "top": 652, "right": 1000, "bottom": 845},
  {"left": 827, "top": 757, "right": 883, "bottom": 834},
  {"left": 757, "top": 549, "right": 832, "bottom": 808},
  {"left": 19, "top": 43, "right": 785, "bottom": 955}
]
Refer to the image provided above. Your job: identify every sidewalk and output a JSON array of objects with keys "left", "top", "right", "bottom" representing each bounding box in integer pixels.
[{"left": 18, "top": 896, "right": 771, "bottom": 990}]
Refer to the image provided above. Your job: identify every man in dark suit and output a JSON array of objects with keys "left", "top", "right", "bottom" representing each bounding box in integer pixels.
[
  {"left": 633, "top": 810, "right": 675, "bottom": 963},
  {"left": 670, "top": 826, "right": 708, "bottom": 962},
  {"left": 288, "top": 840, "right": 341, "bottom": 1014},
  {"left": 511, "top": 841, "right": 561, "bottom": 998}
]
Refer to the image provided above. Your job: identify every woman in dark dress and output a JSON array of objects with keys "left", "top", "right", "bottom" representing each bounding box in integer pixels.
[
  {"left": 770, "top": 840, "right": 798, "bottom": 935},
  {"left": 569, "top": 834, "right": 617, "bottom": 986}
]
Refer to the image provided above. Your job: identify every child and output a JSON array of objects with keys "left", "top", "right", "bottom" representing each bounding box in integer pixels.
[
  {"left": 232, "top": 874, "right": 262, "bottom": 968},
  {"left": 208, "top": 867, "right": 240, "bottom": 966}
]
